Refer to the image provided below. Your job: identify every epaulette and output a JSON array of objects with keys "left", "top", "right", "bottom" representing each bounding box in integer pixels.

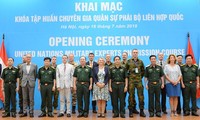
[
  {"left": 193, "top": 64, "right": 198, "bottom": 67},
  {"left": 146, "top": 64, "right": 151, "bottom": 68}
]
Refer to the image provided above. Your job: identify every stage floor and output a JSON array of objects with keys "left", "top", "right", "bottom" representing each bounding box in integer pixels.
[{"left": 0, "top": 110, "right": 200, "bottom": 120}]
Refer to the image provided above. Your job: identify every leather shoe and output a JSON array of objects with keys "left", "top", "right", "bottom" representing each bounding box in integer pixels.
[
  {"left": 18, "top": 109, "right": 23, "bottom": 114},
  {"left": 163, "top": 111, "right": 168, "bottom": 114},
  {"left": 2, "top": 113, "right": 10, "bottom": 117},
  {"left": 57, "top": 113, "right": 64, "bottom": 117},
  {"left": 140, "top": 110, "right": 146, "bottom": 117},
  {"left": 84, "top": 114, "right": 88, "bottom": 118},
  {"left": 30, "top": 113, "right": 34, "bottom": 118},
  {"left": 93, "top": 110, "right": 97, "bottom": 113},
  {"left": 113, "top": 114, "right": 119, "bottom": 118},
  {"left": 67, "top": 114, "right": 71, "bottom": 117},
  {"left": 77, "top": 113, "right": 84, "bottom": 117},
  {"left": 156, "top": 113, "right": 161, "bottom": 117},
  {"left": 149, "top": 113, "right": 154, "bottom": 117},
  {"left": 177, "top": 111, "right": 181, "bottom": 114},
  {"left": 20, "top": 113, "right": 27, "bottom": 117},
  {"left": 192, "top": 112, "right": 199, "bottom": 116},
  {"left": 129, "top": 109, "right": 133, "bottom": 118},
  {"left": 38, "top": 113, "right": 46, "bottom": 117},
  {"left": 184, "top": 112, "right": 190, "bottom": 116},
  {"left": 120, "top": 114, "right": 125, "bottom": 118},
  {"left": 11, "top": 113, "right": 16, "bottom": 118},
  {"left": 132, "top": 109, "right": 139, "bottom": 114},
  {"left": 48, "top": 113, "right": 54, "bottom": 117}
]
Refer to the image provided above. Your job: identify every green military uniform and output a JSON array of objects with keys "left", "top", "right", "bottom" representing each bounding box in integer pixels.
[
  {"left": 121, "top": 60, "right": 128, "bottom": 107},
  {"left": 69, "top": 61, "right": 78, "bottom": 112},
  {"left": 110, "top": 65, "right": 128, "bottom": 115},
  {"left": 73, "top": 65, "right": 92, "bottom": 115},
  {"left": 50, "top": 64, "right": 59, "bottom": 110},
  {"left": 126, "top": 58, "right": 145, "bottom": 110},
  {"left": 38, "top": 66, "right": 56, "bottom": 114},
  {"left": 181, "top": 64, "right": 199, "bottom": 114},
  {"left": 105, "top": 62, "right": 114, "bottom": 108},
  {"left": 144, "top": 65, "right": 164, "bottom": 115},
  {"left": 1, "top": 67, "right": 19, "bottom": 114}
]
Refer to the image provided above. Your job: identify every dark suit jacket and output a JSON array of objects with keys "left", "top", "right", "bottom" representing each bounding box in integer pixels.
[
  {"left": 93, "top": 66, "right": 109, "bottom": 85},
  {"left": 86, "top": 61, "right": 98, "bottom": 70}
]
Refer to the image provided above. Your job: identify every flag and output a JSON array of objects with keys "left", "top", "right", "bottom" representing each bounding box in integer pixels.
[
  {"left": 186, "top": 33, "right": 196, "bottom": 64},
  {"left": 0, "top": 34, "right": 8, "bottom": 102},
  {"left": 197, "top": 38, "right": 200, "bottom": 98}
]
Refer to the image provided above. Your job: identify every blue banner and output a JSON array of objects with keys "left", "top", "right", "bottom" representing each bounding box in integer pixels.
[{"left": 0, "top": 0, "right": 200, "bottom": 110}]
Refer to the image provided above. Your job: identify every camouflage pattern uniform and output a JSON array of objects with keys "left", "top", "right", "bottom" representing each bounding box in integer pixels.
[
  {"left": 69, "top": 61, "right": 78, "bottom": 111},
  {"left": 51, "top": 64, "right": 59, "bottom": 110},
  {"left": 125, "top": 58, "right": 145, "bottom": 111}
]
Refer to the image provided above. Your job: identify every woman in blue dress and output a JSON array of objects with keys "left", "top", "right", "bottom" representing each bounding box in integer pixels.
[{"left": 164, "top": 54, "right": 182, "bottom": 117}]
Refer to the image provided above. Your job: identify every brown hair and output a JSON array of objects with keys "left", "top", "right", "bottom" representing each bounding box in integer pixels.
[{"left": 167, "top": 54, "right": 176, "bottom": 64}]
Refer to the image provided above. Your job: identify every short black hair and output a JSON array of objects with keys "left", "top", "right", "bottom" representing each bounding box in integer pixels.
[
  {"left": 176, "top": 55, "right": 183, "bottom": 58},
  {"left": 89, "top": 53, "right": 94, "bottom": 56},
  {"left": 44, "top": 57, "right": 51, "bottom": 62},
  {"left": 8, "top": 57, "right": 14, "bottom": 62},
  {"left": 149, "top": 55, "right": 156, "bottom": 60},
  {"left": 114, "top": 56, "right": 121, "bottom": 61},
  {"left": 185, "top": 54, "right": 193, "bottom": 59}
]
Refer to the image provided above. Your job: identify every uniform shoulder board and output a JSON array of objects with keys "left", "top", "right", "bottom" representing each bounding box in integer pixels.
[
  {"left": 194, "top": 64, "right": 198, "bottom": 67},
  {"left": 156, "top": 63, "right": 161, "bottom": 66},
  {"left": 146, "top": 64, "right": 151, "bottom": 68},
  {"left": 13, "top": 66, "right": 17, "bottom": 69},
  {"left": 51, "top": 66, "right": 55, "bottom": 69},
  {"left": 180, "top": 64, "right": 185, "bottom": 67}
]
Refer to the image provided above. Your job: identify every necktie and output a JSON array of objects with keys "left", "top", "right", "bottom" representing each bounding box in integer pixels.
[
  {"left": 90, "top": 61, "right": 93, "bottom": 68},
  {"left": 160, "top": 61, "right": 162, "bottom": 66},
  {"left": 64, "top": 64, "right": 66, "bottom": 72}
]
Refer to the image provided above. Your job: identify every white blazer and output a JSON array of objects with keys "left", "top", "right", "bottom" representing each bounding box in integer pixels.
[{"left": 56, "top": 63, "right": 74, "bottom": 89}]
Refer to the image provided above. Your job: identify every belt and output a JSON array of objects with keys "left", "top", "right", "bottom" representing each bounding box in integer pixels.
[
  {"left": 113, "top": 82, "right": 124, "bottom": 84},
  {"left": 185, "top": 81, "right": 196, "bottom": 84},
  {"left": 189, "top": 81, "right": 195, "bottom": 84},
  {"left": 41, "top": 83, "right": 52, "bottom": 86},
  {"left": 78, "top": 81, "right": 89, "bottom": 85},
  {"left": 5, "top": 82, "right": 15, "bottom": 84},
  {"left": 149, "top": 82, "right": 158, "bottom": 85}
]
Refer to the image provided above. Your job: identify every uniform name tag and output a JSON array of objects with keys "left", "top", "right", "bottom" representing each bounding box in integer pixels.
[{"left": 135, "top": 68, "right": 139, "bottom": 73}]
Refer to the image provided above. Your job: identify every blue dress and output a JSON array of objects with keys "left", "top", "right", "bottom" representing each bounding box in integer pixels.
[{"left": 164, "top": 64, "right": 182, "bottom": 97}]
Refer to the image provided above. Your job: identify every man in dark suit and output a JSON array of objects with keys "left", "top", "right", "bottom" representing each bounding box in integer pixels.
[
  {"left": 20, "top": 54, "right": 37, "bottom": 118},
  {"left": 86, "top": 53, "right": 98, "bottom": 113}
]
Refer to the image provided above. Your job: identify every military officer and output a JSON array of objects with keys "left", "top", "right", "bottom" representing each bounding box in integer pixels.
[
  {"left": 68, "top": 53, "right": 78, "bottom": 114},
  {"left": 38, "top": 57, "right": 56, "bottom": 117},
  {"left": 73, "top": 56, "right": 92, "bottom": 118},
  {"left": 144, "top": 55, "right": 164, "bottom": 117},
  {"left": 109, "top": 56, "right": 128, "bottom": 118},
  {"left": 125, "top": 49, "right": 146, "bottom": 117},
  {"left": 181, "top": 54, "right": 199, "bottom": 116},
  {"left": 1, "top": 58, "right": 19, "bottom": 118},
  {"left": 50, "top": 56, "right": 59, "bottom": 114}
]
